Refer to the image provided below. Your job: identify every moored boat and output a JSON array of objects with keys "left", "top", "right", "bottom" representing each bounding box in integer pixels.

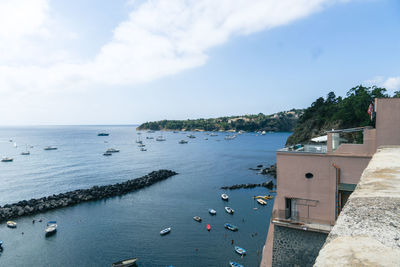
[
  {"left": 103, "top": 152, "right": 112, "bottom": 156},
  {"left": 21, "top": 151, "right": 30, "bottom": 155},
  {"left": 253, "top": 195, "right": 273, "bottom": 200},
  {"left": 208, "top": 209, "right": 216, "bottom": 215},
  {"left": 178, "top": 140, "right": 188, "bottom": 144},
  {"left": 97, "top": 132, "right": 109, "bottom": 136},
  {"left": 140, "top": 148, "right": 147, "bottom": 151},
  {"left": 234, "top": 246, "right": 246, "bottom": 256},
  {"left": 112, "top": 257, "right": 138, "bottom": 267},
  {"left": 45, "top": 221, "right": 57, "bottom": 235},
  {"left": 257, "top": 199, "right": 267, "bottom": 205},
  {"left": 221, "top": 193, "right": 229, "bottom": 201},
  {"left": 229, "top": 261, "right": 244, "bottom": 267},
  {"left": 224, "top": 223, "right": 238, "bottom": 231},
  {"left": 206, "top": 224, "right": 211, "bottom": 231},
  {"left": 225, "top": 206, "right": 234, "bottom": 214},
  {"left": 193, "top": 216, "right": 202, "bottom": 222},
  {"left": 156, "top": 136, "right": 166, "bottom": 141},
  {"left": 1, "top": 157, "right": 13, "bottom": 162},
  {"left": 187, "top": 134, "right": 196, "bottom": 138},
  {"left": 160, "top": 227, "right": 171, "bottom": 235},
  {"left": 106, "top": 148, "right": 120, "bottom": 153},
  {"left": 0, "top": 240, "right": 3, "bottom": 251},
  {"left": 44, "top": 146, "right": 57, "bottom": 150},
  {"left": 6, "top": 221, "right": 17, "bottom": 228}
]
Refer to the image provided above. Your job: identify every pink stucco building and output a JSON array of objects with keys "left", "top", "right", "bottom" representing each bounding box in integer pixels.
[{"left": 261, "top": 98, "right": 400, "bottom": 266}]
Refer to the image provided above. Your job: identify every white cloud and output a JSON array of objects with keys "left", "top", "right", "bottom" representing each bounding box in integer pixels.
[
  {"left": 382, "top": 77, "right": 400, "bottom": 91},
  {"left": 0, "top": 0, "right": 347, "bottom": 123}
]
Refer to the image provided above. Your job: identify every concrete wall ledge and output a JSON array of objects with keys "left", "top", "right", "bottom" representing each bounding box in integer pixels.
[{"left": 314, "top": 146, "right": 400, "bottom": 267}]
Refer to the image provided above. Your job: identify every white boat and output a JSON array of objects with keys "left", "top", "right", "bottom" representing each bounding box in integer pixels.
[
  {"left": 208, "top": 209, "right": 216, "bottom": 215},
  {"left": 193, "top": 216, "right": 202, "bottom": 222},
  {"left": 235, "top": 246, "right": 246, "bottom": 256},
  {"left": 44, "top": 146, "right": 57, "bottom": 150},
  {"left": 257, "top": 199, "right": 267, "bottom": 205},
  {"left": 6, "top": 221, "right": 17, "bottom": 228},
  {"left": 21, "top": 151, "right": 30, "bottom": 155},
  {"left": 229, "top": 261, "right": 244, "bottom": 267},
  {"left": 156, "top": 136, "right": 166, "bottom": 141},
  {"left": 179, "top": 140, "right": 188, "bottom": 144},
  {"left": 225, "top": 206, "right": 234, "bottom": 214},
  {"left": 261, "top": 131, "right": 266, "bottom": 135},
  {"left": 187, "top": 134, "right": 196, "bottom": 138},
  {"left": 45, "top": 221, "right": 57, "bottom": 235},
  {"left": 221, "top": 193, "right": 229, "bottom": 201},
  {"left": 106, "top": 148, "right": 120, "bottom": 153},
  {"left": 160, "top": 227, "right": 171, "bottom": 235},
  {"left": 112, "top": 257, "right": 138, "bottom": 267},
  {"left": 210, "top": 133, "right": 218, "bottom": 137},
  {"left": 1, "top": 157, "right": 13, "bottom": 162}
]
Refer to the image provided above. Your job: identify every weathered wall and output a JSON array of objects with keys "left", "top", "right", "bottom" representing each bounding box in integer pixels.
[
  {"left": 314, "top": 146, "right": 400, "bottom": 266},
  {"left": 376, "top": 99, "right": 400, "bottom": 148},
  {"left": 272, "top": 225, "right": 328, "bottom": 267}
]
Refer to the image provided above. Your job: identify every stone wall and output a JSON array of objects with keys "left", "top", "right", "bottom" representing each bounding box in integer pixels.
[
  {"left": 314, "top": 146, "right": 400, "bottom": 266},
  {"left": 272, "top": 225, "right": 328, "bottom": 267},
  {"left": 0, "top": 169, "right": 177, "bottom": 222}
]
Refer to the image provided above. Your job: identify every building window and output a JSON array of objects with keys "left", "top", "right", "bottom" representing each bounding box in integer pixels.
[{"left": 305, "top": 172, "right": 314, "bottom": 179}]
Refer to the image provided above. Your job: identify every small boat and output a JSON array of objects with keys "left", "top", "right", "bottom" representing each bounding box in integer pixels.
[
  {"left": 112, "top": 257, "right": 138, "bottom": 267},
  {"left": 234, "top": 246, "right": 246, "bottom": 256},
  {"left": 160, "top": 227, "right": 171, "bottom": 235},
  {"left": 253, "top": 195, "right": 273, "bottom": 200},
  {"left": 103, "top": 152, "right": 112, "bottom": 156},
  {"left": 221, "top": 193, "right": 229, "bottom": 201},
  {"left": 146, "top": 136, "right": 154, "bottom": 139},
  {"left": 44, "top": 146, "right": 57, "bottom": 150},
  {"left": 140, "top": 148, "right": 147, "bottom": 151},
  {"left": 21, "top": 151, "right": 30, "bottom": 155},
  {"left": 1, "top": 157, "right": 13, "bottom": 162},
  {"left": 257, "top": 199, "right": 267, "bottom": 205},
  {"left": 224, "top": 223, "right": 238, "bottom": 231},
  {"left": 178, "top": 140, "right": 188, "bottom": 144},
  {"left": 210, "top": 133, "right": 218, "bottom": 137},
  {"left": 156, "top": 136, "right": 166, "bottom": 141},
  {"left": 225, "top": 207, "right": 234, "bottom": 214},
  {"left": 173, "top": 131, "right": 179, "bottom": 133},
  {"left": 206, "top": 224, "right": 211, "bottom": 231},
  {"left": 106, "top": 148, "right": 120, "bottom": 153},
  {"left": 0, "top": 240, "right": 3, "bottom": 251},
  {"left": 45, "top": 221, "right": 57, "bottom": 235},
  {"left": 208, "top": 209, "right": 216, "bottom": 215},
  {"left": 187, "top": 134, "right": 196, "bottom": 138},
  {"left": 6, "top": 221, "right": 17, "bottom": 228},
  {"left": 204, "top": 138, "right": 208, "bottom": 140},
  {"left": 193, "top": 216, "right": 202, "bottom": 222},
  {"left": 147, "top": 130, "right": 155, "bottom": 133},
  {"left": 97, "top": 133, "right": 109, "bottom": 136},
  {"left": 138, "top": 144, "right": 145, "bottom": 147},
  {"left": 229, "top": 261, "right": 244, "bottom": 267}
]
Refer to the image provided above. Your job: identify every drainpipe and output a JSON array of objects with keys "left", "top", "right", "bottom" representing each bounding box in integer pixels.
[{"left": 332, "top": 164, "right": 340, "bottom": 220}]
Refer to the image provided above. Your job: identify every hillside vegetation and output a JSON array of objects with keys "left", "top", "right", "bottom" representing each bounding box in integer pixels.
[
  {"left": 286, "top": 85, "right": 400, "bottom": 145},
  {"left": 137, "top": 109, "right": 303, "bottom": 132}
]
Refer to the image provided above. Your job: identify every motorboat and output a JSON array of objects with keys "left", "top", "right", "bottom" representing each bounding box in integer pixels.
[
  {"left": 146, "top": 137, "right": 154, "bottom": 139},
  {"left": 106, "top": 148, "right": 120, "bottom": 153},
  {"left": 45, "top": 221, "right": 57, "bottom": 235},
  {"left": 229, "top": 261, "right": 244, "bottom": 267},
  {"left": 179, "top": 140, "right": 188, "bottom": 144},
  {"left": 210, "top": 133, "right": 218, "bottom": 137},
  {"left": 1, "top": 157, "right": 13, "bottom": 162},
  {"left": 204, "top": 138, "right": 208, "bottom": 140},
  {"left": 112, "top": 257, "right": 138, "bottom": 267},
  {"left": 97, "top": 133, "right": 109, "bottom": 136},
  {"left": 208, "top": 209, "right": 216, "bottom": 215},
  {"left": 160, "top": 227, "right": 171, "bottom": 235},
  {"left": 0, "top": 240, "right": 3, "bottom": 251},
  {"left": 103, "top": 152, "right": 112, "bottom": 156},
  {"left": 221, "top": 193, "right": 229, "bottom": 201},
  {"left": 257, "top": 199, "right": 267, "bottom": 205},
  {"left": 6, "top": 221, "right": 17, "bottom": 228},
  {"left": 187, "top": 134, "right": 196, "bottom": 138},
  {"left": 234, "top": 246, "right": 246, "bottom": 256},
  {"left": 44, "top": 146, "right": 57, "bottom": 150},
  {"left": 156, "top": 136, "right": 166, "bottom": 141},
  {"left": 140, "top": 148, "right": 147, "bottom": 151},
  {"left": 225, "top": 207, "right": 234, "bottom": 214},
  {"left": 138, "top": 144, "right": 145, "bottom": 147},
  {"left": 224, "top": 223, "right": 238, "bottom": 231},
  {"left": 206, "top": 224, "right": 211, "bottom": 231},
  {"left": 193, "top": 216, "right": 202, "bottom": 222}
]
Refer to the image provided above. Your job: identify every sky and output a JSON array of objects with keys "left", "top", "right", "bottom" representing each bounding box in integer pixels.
[{"left": 0, "top": 0, "right": 399, "bottom": 125}]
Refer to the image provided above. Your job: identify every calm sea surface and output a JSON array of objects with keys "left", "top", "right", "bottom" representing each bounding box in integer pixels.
[{"left": 0, "top": 126, "right": 290, "bottom": 267}]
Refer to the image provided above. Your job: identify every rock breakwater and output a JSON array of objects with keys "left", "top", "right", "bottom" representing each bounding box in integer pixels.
[
  {"left": 0, "top": 169, "right": 177, "bottom": 222},
  {"left": 220, "top": 180, "right": 274, "bottom": 190}
]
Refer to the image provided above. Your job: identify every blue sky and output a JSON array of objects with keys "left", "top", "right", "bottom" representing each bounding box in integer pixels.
[{"left": 0, "top": 0, "right": 399, "bottom": 125}]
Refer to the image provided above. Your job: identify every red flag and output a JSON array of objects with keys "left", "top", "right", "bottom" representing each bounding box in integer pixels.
[{"left": 367, "top": 102, "right": 374, "bottom": 121}]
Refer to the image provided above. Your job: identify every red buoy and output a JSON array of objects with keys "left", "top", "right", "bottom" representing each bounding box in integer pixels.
[{"left": 206, "top": 224, "right": 211, "bottom": 231}]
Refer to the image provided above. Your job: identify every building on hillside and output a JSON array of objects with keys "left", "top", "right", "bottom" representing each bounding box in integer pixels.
[{"left": 261, "top": 98, "right": 400, "bottom": 267}]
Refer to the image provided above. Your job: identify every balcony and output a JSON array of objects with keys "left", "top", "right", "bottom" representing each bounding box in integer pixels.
[
  {"left": 278, "top": 144, "right": 327, "bottom": 154},
  {"left": 271, "top": 209, "right": 334, "bottom": 233}
]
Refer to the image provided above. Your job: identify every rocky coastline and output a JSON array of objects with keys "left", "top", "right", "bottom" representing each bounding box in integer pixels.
[
  {"left": 0, "top": 169, "right": 177, "bottom": 222},
  {"left": 220, "top": 180, "right": 274, "bottom": 190}
]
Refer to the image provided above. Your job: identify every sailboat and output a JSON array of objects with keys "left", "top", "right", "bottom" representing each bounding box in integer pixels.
[
  {"left": 156, "top": 132, "right": 166, "bottom": 141},
  {"left": 21, "top": 145, "right": 30, "bottom": 155}
]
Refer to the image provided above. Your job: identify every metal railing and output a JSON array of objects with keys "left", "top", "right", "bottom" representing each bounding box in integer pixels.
[
  {"left": 278, "top": 144, "right": 327, "bottom": 154},
  {"left": 272, "top": 209, "right": 335, "bottom": 226}
]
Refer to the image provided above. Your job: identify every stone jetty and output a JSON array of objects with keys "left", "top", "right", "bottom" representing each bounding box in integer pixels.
[
  {"left": 220, "top": 180, "right": 274, "bottom": 190},
  {"left": 0, "top": 169, "right": 177, "bottom": 222}
]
